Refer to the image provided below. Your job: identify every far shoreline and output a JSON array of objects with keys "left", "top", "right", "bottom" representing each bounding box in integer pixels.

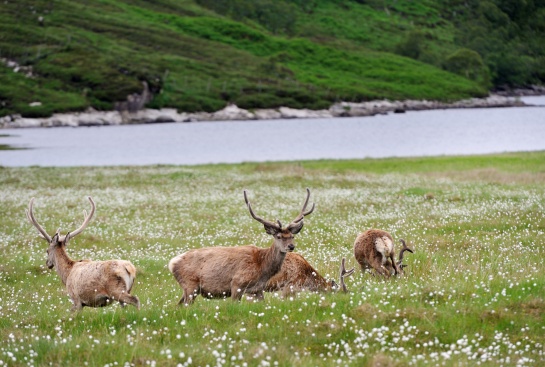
[{"left": 0, "top": 93, "right": 542, "bottom": 130}]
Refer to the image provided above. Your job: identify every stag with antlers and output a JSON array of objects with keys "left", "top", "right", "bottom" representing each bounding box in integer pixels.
[
  {"left": 353, "top": 229, "right": 414, "bottom": 278},
  {"left": 169, "top": 188, "right": 315, "bottom": 305},
  {"left": 26, "top": 197, "right": 140, "bottom": 311}
]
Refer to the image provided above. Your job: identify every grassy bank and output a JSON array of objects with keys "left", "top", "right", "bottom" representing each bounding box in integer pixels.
[
  {"left": 0, "top": 0, "right": 491, "bottom": 118},
  {"left": 1, "top": 152, "right": 545, "bottom": 366}
]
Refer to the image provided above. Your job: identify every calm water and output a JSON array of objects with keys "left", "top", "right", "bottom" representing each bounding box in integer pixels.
[{"left": 1, "top": 96, "right": 544, "bottom": 167}]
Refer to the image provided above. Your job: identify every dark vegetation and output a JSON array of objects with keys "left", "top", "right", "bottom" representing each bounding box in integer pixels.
[{"left": 1, "top": 0, "right": 543, "bottom": 117}]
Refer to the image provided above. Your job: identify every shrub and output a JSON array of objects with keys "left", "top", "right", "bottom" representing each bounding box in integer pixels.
[
  {"left": 443, "top": 48, "right": 491, "bottom": 88},
  {"left": 394, "top": 30, "right": 427, "bottom": 60}
]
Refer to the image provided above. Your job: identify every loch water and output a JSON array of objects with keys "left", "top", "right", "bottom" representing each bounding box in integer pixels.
[{"left": 1, "top": 96, "right": 544, "bottom": 167}]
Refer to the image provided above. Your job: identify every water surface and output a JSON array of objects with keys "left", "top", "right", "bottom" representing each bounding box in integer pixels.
[{"left": 1, "top": 98, "right": 544, "bottom": 167}]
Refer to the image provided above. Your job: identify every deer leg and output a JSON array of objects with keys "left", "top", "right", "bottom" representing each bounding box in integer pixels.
[
  {"left": 230, "top": 284, "right": 244, "bottom": 301},
  {"left": 357, "top": 258, "right": 371, "bottom": 273},
  {"left": 70, "top": 297, "right": 84, "bottom": 312},
  {"left": 370, "top": 258, "right": 390, "bottom": 278},
  {"left": 254, "top": 290, "right": 265, "bottom": 302},
  {"left": 108, "top": 287, "right": 139, "bottom": 309},
  {"left": 117, "top": 293, "right": 140, "bottom": 309},
  {"left": 375, "top": 267, "right": 390, "bottom": 278},
  {"left": 176, "top": 279, "right": 199, "bottom": 305},
  {"left": 179, "top": 285, "right": 199, "bottom": 306}
]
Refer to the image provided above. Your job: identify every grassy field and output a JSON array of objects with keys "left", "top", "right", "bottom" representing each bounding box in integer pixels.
[{"left": 1, "top": 152, "right": 545, "bottom": 366}]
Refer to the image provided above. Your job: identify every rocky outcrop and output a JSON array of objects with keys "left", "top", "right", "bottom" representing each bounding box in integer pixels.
[
  {"left": 210, "top": 104, "right": 254, "bottom": 121},
  {"left": 278, "top": 107, "right": 332, "bottom": 119},
  {"left": 0, "top": 94, "right": 529, "bottom": 129},
  {"left": 329, "top": 95, "right": 526, "bottom": 117},
  {"left": 495, "top": 85, "right": 545, "bottom": 96}
]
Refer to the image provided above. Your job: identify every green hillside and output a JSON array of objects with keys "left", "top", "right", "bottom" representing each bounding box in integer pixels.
[{"left": 1, "top": 0, "right": 543, "bottom": 118}]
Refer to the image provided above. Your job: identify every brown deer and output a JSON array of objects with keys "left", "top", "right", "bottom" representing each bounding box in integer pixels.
[
  {"left": 353, "top": 229, "right": 413, "bottom": 278},
  {"left": 265, "top": 255, "right": 355, "bottom": 295},
  {"left": 169, "top": 188, "right": 315, "bottom": 305},
  {"left": 26, "top": 197, "right": 140, "bottom": 312}
]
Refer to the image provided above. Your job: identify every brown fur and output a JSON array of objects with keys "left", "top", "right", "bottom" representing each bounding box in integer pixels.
[
  {"left": 169, "top": 189, "right": 314, "bottom": 305},
  {"left": 265, "top": 252, "right": 331, "bottom": 293},
  {"left": 169, "top": 242, "right": 288, "bottom": 303},
  {"left": 353, "top": 229, "right": 402, "bottom": 277},
  {"left": 27, "top": 197, "right": 140, "bottom": 312},
  {"left": 265, "top": 253, "right": 355, "bottom": 295}
]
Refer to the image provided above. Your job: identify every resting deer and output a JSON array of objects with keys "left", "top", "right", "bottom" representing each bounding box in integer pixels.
[
  {"left": 353, "top": 229, "right": 413, "bottom": 278},
  {"left": 26, "top": 197, "right": 140, "bottom": 311},
  {"left": 265, "top": 255, "right": 354, "bottom": 295},
  {"left": 169, "top": 188, "right": 314, "bottom": 305}
]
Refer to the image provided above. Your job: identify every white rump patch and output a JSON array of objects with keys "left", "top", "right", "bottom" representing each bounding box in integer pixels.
[
  {"left": 168, "top": 253, "right": 186, "bottom": 273},
  {"left": 374, "top": 236, "right": 394, "bottom": 263}
]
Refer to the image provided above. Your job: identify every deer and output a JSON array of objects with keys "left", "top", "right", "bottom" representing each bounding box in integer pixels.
[
  {"left": 168, "top": 188, "right": 315, "bottom": 305},
  {"left": 26, "top": 196, "right": 140, "bottom": 312},
  {"left": 265, "top": 255, "right": 355, "bottom": 295},
  {"left": 353, "top": 229, "right": 414, "bottom": 278}
]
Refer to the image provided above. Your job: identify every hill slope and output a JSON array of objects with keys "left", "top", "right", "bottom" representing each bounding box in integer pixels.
[{"left": 1, "top": 0, "right": 543, "bottom": 118}]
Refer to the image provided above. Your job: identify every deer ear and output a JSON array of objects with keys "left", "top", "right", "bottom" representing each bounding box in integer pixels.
[
  {"left": 288, "top": 221, "right": 304, "bottom": 234},
  {"left": 263, "top": 224, "right": 280, "bottom": 235}
]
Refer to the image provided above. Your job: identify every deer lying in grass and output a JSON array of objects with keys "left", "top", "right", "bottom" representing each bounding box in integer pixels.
[
  {"left": 169, "top": 189, "right": 314, "bottom": 305},
  {"left": 265, "top": 254, "right": 354, "bottom": 295},
  {"left": 26, "top": 197, "right": 140, "bottom": 311},
  {"left": 353, "top": 229, "right": 413, "bottom": 278}
]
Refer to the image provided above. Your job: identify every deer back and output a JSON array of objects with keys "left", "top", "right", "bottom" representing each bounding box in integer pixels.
[
  {"left": 169, "top": 245, "right": 277, "bottom": 298},
  {"left": 353, "top": 229, "right": 395, "bottom": 267},
  {"left": 67, "top": 260, "right": 137, "bottom": 305},
  {"left": 265, "top": 252, "right": 330, "bottom": 293}
]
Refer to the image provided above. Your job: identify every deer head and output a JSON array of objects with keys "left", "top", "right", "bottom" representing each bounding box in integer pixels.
[
  {"left": 26, "top": 196, "right": 96, "bottom": 268},
  {"left": 244, "top": 188, "right": 315, "bottom": 253}
]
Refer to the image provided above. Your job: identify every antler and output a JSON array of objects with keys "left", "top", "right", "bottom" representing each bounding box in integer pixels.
[
  {"left": 244, "top": 190, "right": 281, "bottom": 231},
  {"left": 397, "top": 239, "right": 414, "bottom": 268},
  {"left": 286, "top": 188, "right": 315, "bottom": 232},
  {"left": 26, "top": 197, "right": 52, "bottom": 242},
  {"left": 339, "top": 257, "right": 355, "bottom": 293},
  {"left": 66, "top": 196, "right": 96, "bottom": 240}
]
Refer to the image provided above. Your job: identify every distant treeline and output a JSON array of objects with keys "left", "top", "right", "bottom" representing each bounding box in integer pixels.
[{"left": 197, "top": 0, "right": 545, "bottom": 88}]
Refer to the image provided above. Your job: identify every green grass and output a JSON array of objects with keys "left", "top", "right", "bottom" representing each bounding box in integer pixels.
[
  {"left": 0, "top": 0, "right": 491, "bottom": 118},
  {"left": 1, "top": 152, "right": 545, "bottom": 366},
  {"left": 2, "top": 0, "right": 544, "bottom": 118}
]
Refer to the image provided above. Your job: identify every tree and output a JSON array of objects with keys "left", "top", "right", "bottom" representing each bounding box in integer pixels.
[
  {"left": 444, "top": 48, "right": 491, "bottom": 88},
  {"left": 394, "top": 30, "right": 426, "bottom": 60}
]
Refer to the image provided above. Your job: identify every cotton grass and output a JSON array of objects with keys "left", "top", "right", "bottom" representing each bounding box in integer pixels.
[{"left": 1, "top": 155, "right": 544, "bottom": 366}]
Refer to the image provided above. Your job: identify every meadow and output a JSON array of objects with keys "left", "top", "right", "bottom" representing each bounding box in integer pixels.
[{"left": 1, "top": 152, "right": 544, "bottom": 366}]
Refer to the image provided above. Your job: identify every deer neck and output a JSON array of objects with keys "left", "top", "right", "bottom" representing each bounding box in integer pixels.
[
  {"left": 53, "top": 246, "right": 75, "bottom": 286},
  {"left": 258, "top": 240, "right": 288, "bottom": 281}
]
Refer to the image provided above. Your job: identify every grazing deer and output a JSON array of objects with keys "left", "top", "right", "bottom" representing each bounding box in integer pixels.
[
  {"left": 353, "top": 229, "right": 413, "bottom": 278},
  {"left": 265, "top": 254, "right": 355, "bottom": 295},
  {"left": 169, "top": 189, "right": 315, "bottom": 305},
  {"left": 26, "top": 197, "right": 140, "bottom": 312}
]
